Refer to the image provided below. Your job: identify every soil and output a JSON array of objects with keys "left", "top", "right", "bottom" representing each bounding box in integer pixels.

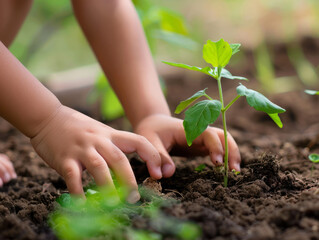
[{"left": 1, "top": 37, "right": 319, "bottom": 240}]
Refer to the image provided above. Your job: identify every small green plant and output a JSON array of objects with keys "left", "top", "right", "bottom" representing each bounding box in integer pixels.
[
  {"left": 305, "top": 89, "right": 319, "bottom": 95},
  {"left": 163, "top": 39, "right": 286, "bottom": 187},
  {"left": 50, "top": 184, "right": 201, "bottom": 240},
  {"left": 231, "top": 169, "right": 241, "bottom": 175},
  {"left": 194, "top": 164, "right": 206, "bottom": 172},
  {"left": 309, "top": 153, "right": 319, "bottom": 177}
]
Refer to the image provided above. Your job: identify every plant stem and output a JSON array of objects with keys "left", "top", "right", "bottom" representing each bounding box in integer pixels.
[
  {"left": 217, "top": 67, "right": 229, "bottom": 187},
  {"left": 221, "top": 109, "right": 228, "bottom": 187},
  {"left": 204, "top": 94, "right": 213, "bottom": 100},
  {"left": 224, "top": 95, "right": 241, "bottom": 112}
]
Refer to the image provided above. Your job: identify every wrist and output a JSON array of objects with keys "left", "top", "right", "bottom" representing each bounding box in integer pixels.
[
  {"left": 128, "top": 94, "right": 171, "bottom": 131},
  {"left": 30, "top": 105, "right": 74, "bottom": 149},
  {"left": 26, "top": 101, "right": 63, "bottom": 139},
  {"left": 133, "top": 112, "right": 171, "bottom": 133}
]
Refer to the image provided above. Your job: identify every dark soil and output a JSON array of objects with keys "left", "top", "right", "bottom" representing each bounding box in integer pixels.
[{"left": 1, "top": 38, "right": 319, "bottom": 240}]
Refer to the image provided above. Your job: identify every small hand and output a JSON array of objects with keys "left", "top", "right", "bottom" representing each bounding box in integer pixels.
[
  {"left": 135, "top": 114, "right": 241, "bottom": 177},
  {"left": 30, "top": 106, "right": 161, "bottom": 203},
  {"left": 0, "top": 154, "right": 17, "bottom": 187}
]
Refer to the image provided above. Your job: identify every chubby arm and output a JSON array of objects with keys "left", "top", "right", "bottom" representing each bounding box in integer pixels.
[
  {"left": 0, "top": 41, "right": 62, "bottom": 138},
  {"left": 0, "top": 0, "right": 34, "bottom": 186},
  {"left": 71, "top": 0, "right": 171, "bottom": 129}
]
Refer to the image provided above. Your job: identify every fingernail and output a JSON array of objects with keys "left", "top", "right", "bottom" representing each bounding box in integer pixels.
[
  {"left": 235, "top": 163, "right": 241, "bottom": 171},
  {"left": 162, "top": 164, "right": 174, "bottom": 177},
  {"left": 155, "top": 167, "right": 162, "bottom": 179},
  {"left": 215, "top": 155, "right": 223, "bottom": 165},
  {"left": 126, "top": 190, "right": 140, "bottom": 204},
  {"left": 12, "top": 173, "right": 17, "bottom": 179},
  {"left": 4, "top": 173, "right": 10, "bottom": 182}
]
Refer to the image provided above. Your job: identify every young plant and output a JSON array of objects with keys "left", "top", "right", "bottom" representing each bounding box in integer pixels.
[
  {"left": 50, "top": 184, "right": 201, "bottom": 240},
  {"left": 194, "top": 164, "right": 206, "bottom": 172},
  {"left": 163, "top": 39, "right": 286, "bottom": 187},
  {"left": 309, "top": 153, "right": 319, "bottom": 177}
]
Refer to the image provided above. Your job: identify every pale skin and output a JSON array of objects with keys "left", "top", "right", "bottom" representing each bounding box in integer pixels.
[{"left": 0, "top": 0, "right": 241, "bottom": 201}]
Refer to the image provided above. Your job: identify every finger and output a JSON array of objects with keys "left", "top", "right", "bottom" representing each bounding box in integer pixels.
[
  {"left": 0, "top": 154, "right": 16, "bottom": 178},
  {"left": 0, "top": 163, "right": 10, "bottom": 184},
  {"left": 198, "top": 128, "right": 224, "bottom": 166},
  {"left": 111, "top": 131, "right": 162, "bottom": 179},
  {"left": 61, "top": 160, "right": 85, "bottom": 197},
  {"left": 83, "top": 149, "right": 114, "bottom": 188},
  {"left": 213, "top": 128, "right": 241, "bottom": 171},
  {"left": 142, "top": 132, "right": 175, "bottom": 178},
  {"left": 225, "top": 133, "right": 241, "bottom": 172},
  {"left": 97, "top": 142, "right": 140, "bottom": 204}
]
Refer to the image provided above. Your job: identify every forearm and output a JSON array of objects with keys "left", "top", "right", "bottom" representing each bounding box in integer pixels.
[
  {"left": 0, "top": 42, "right": 61, "bottom": 138},
  {"left": 72, "top": 0, "right": 170, "bottom": 129}
]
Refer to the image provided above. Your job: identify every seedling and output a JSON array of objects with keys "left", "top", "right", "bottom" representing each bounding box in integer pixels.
[
  {"left": 163, "top": 39, "right": 286, "bottom": 187},
  {"left": 194, "top": 164, "right": 206, "bottom": 172},
  {"left": 309, "top": 153, "right": 319, "bottom": 177},
  {"left": 232, "top": 169, "right": 241, "bottom": 175},
  {"left": 50, "top": 183, "right": 201, "bottom": 240}
]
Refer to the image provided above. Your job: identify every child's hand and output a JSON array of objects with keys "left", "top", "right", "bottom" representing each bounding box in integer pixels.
[
  {"left": 0, "top": 154, "right": 17, "bottom": 187},
  {"left": 135, "top": 114, "right": 241, "bottom": 177},
  {"left": 30, "top": 106, "right": 161, "bottom": 202}
]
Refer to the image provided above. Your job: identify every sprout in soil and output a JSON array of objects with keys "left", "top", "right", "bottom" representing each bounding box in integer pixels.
[
  {"left": 232, "top": 169, "right": 241, "bottom": 175},
  {"left": 305, "top": 90, "right": 319, "bottom": 177},
  {"left": 194, "top": 164, "right": 206, "bottom": 172},
  {"left": 163, "top": 39, "right": 286, "bottom": 187},
  {"left": 309, "top": 153, "right": 319, "bottom": 177},
  {"left": 50, "top": 183, "right": 201, "bottom": 240}
]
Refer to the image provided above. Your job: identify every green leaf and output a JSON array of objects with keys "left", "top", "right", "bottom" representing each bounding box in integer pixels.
[
  {"left": 56, "top": 193, "right": 73, "bottom": 208},
  {"left": 230, "top": 43, "right": 241, "bottom": 55},
  {"left": 177, "top": 222, "right": 201, "bottom": 240},
  {"left": 231, "top": 169, "right": 241, "bottom": 175},
  {"left": 175, "top": 88, "right": 208, "bottom": 114},
  {"left": 163, "top": 62, "right": 247, "bottom": 81},
  {"left": 93, "top": 73, "right": 125, "bottom": 121},
  {"left": 305, "top": 90, "right": 319, "bottom": 95},
  {"left": 309, "top": 153, "right": 319, "bottom": 163},
  {"left": 184, "top": 100, "right": 222, "bottom": 146},
  {"left": 268, "top": 113, "right": 283, "bottom": 128},
  {"left": 195, "top": 164, "right": 206, "bottom": 172},
  {"left": 158, "top": 9, "right": 188, "bottom": 35},
  {"left": 221, "top": 69, "right": 248, "bottom": 81},
  {"left": 101, "top": 88, "right": 124, "bottom": 121},
  {"left": 236, "top": 84, "right": 285, "bottom": 113},
  {"left": 203, "top": 39, "right": 232, "bottom": 68},
  {"left": 162, "top": 61, "right": 217, "bottom": 79},
  {"left": 236, "top": 84, "right": 285, "bottom": 127}
]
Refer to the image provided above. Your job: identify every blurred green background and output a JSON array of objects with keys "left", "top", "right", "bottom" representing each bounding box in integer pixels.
[
  {"left": 9, "top": 0, "right": 319, "bottom": 91},
  {"left": 9, "top": 1, "right": 94, "bottom": 77}
]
